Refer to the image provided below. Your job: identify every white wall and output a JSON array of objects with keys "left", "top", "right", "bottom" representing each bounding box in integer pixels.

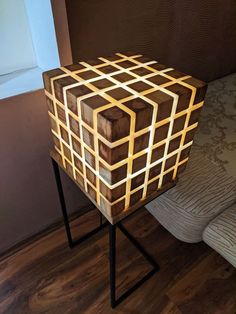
[
  {"left": 24, "top": 0, "right": 60, "bottom": 71},
  {"left": 0, "top": 0, "right": 37, "bottom": 75},
  {"left": 0, "top": 0, "right": 60, "bottom": 99}
]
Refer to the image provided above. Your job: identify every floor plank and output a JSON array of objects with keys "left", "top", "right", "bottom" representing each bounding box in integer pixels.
[{"left": 0, "top": 208, "right": 235, "bottom": 314}]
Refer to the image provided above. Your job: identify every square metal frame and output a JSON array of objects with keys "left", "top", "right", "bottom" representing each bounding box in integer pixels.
[{"left": 51, "top": 157, "right": 160, "bottom": 308}]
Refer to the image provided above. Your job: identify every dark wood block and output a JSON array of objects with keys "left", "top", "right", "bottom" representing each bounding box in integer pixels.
[
  {"left": 87, "top": 184, "right": 96, "bottom": 201},
  {"left": 166, "top": 69, "right": 187, "bottom": 79},
  {"left": 106, "top": 87, "right": 132, "bottom": 100},
  {"left": 177, "top": 162, "right": 187, "bottom": 175},
  {"left": 86, "top": 58, "right": 105, "bottom": 66},
  {"left": 98, "top": 65, "right": 118, "bottom": 74},
  {"left": 64, "top": 63, "right": 85, "bottom": 71},
  {"left": 49, "top": 116, "right": 58, "bottom": 133},
  {"left": 188, "top": 107, "right": 202, "bottom": 126},
  {"left": 164, "top": 154, "right": 178, "bottom": 171},
  {"left": 146, "top": 90, "right": 173, "bottom": 122},
  {"left": 62, "top": 144, "right": 71, "bottom": 162},
  {"left": 67, "top": 85, "right": 92, "bottom": 114},
  {"left": 52, "top": 134, "right": 60, "bottom": 150},
  {"left": 132, "top": 154, "right": 147, "bottom": 174},
  {"left": 131, "top": 172, "right": 145, "bottom": 190},
  {"left": 60, "top": 125, "right": 69, "bottom": 144},
  {"left": 69, "top": 114, "right": 80, "bottom": 136},
  {"left": 65, "top": 159, "right": 73, "bottom": 177},
  {"left": 154, "top": 123, "right": 170, "bottom": 144},
  {"left": 183, "top": 77, "right": 208, "bottom": 104},
  {"left": 74, "top": 155, "right": 83, "bottom": 173},
  {"left": 98, "top": 140, "right": 129, "bottom": 165},
  {"left": 147, "top": 180, "right": 159, "bottom": 196},
  {"left": 100, "top": 198, "right": 126, "bottom": 217},
  {"left": 46, "top": 97, "right": 54, "bottom": 114},
  {"left": 100, "top": 181, "right": 126, "bottom": 202},
  {"left": 77, "top": 70, "right": 99, "bottom": 80},
  {"left": 71, "top": 136, "right": 81, "bottom": 156},
  {"left": 168, "top": 135, "right": 182, "bottom": 154},
  {"left": 149, "top": 163, "right": 162, "bottom": 180},
  {"left": 123, "top": 98, "right": 153, "bottom": 132},
  {"left": 166, "top": 83, "right": 192, "bottom": 113},
  {"left": 43, "top": 68, "right": 64, "bottom": 93},
  {"left": 117, "top": 60, "right": 136, "bottom": 68},
  {"left": 81, "top": 95, "right": 109, "bottom": 128},
  {"left": 86, "top": 166, "right": 96, "bottom": 186},
  {"left": 184, "top": 128, "right": 197, "bottom": 145},
  {"left": 111, "top": 72, "right": 135, "bottom": 83},
  {"left": 75, "top": 169, "right": 84, "bottom": 187},
  {"left": 56, "top": 104, "right": 66, "bottom": 124},
  {"left": 82, "top": 127, "right": 94, "bottom": 150},
  {"left": 99, "top": 162, "right": 127, "bottom": 185},
  {"left": 162, "top": 170, "right": 174, "bottom": 185},
  {"left": 134, "top": 132, "right": 150, "bottom": 154},
  {"left": 172, "top": 115, "right": 186, "bottom": 135},
  {"left": 97, "top": 106, "right": 130, "bottom": 142},
  {"left": 131, "top": 67, "right": 153, "bottom": 76},
  {"left": 180, "top": 146, "right": 192, "bottom": 162},
  {"left": 128, "top": 81, "right": 152, "bottom": 92},
  {"left": 91, "top": 78, "right": 114, "bottom": 89},
  {"left": 149, "top": 63, "right": 168, "bottom": 71},
  {"left": 84, "top": 148, "right": 95, "bottom": 168},
  {"left": 151, "top": 144, "right": 166, "bottom": 163},
  {"left": 148, "top": 75, "right": 171, "bottom": 85},
  {"left": 130, "top": 189, "right": 143, "bottom": 206},
  {"left": 54, "top": 76, "right": 77, "bottom": 103}
]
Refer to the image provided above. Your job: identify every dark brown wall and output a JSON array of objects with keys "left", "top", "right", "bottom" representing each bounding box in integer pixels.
[
  {"left": 0, "top": 90, "right": 90, "bottom": 254},
  {"left": 51, "top": 0, "right": 73, "bottom": 65},
  {"left": 66, "top": 0, "right": 236, "bottom": 82}
]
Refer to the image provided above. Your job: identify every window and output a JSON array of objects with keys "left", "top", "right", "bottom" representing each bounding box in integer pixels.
[{"left": 0, "top": 0, "right": 60, "bottom": 99}]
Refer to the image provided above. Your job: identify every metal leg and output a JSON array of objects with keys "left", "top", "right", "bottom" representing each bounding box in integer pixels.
[
  {"left": 99, "top": 211, "right": 103, "bottom": 226},
  {"left": 118, "top": 223, "right": 159, "bottom": 270},
  {"left": 109, "top": 224, "right": 116, "bottom": 308},
  {"left": 109, "top": 222, "right": 159, "bottom": 308},
  {"left": 51, "top": 158, "right": 107, "bottom": 248},
  {"left": 51, "top": 158, "right": 160, "bottom": 308},
  {"left": 51, "top": 158, "right": 73, "bottom": 248}
]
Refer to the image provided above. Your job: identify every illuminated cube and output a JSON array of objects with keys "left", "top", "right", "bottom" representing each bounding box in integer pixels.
[{"left": 43, "top": 52, "right": 207, "bottom": 223}]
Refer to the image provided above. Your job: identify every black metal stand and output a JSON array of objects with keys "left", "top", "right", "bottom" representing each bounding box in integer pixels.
[
  {"left": 51, "top": 158, "right": 107, "bottom": 248},
  {"left": 109, "top": 223, "right": 159, "bottom": 308},
  {"left": 51, "top": 158, "right": 159, "bottom": 308}
]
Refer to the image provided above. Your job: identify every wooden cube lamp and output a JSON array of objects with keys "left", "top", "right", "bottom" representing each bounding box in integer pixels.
[{"left": 43, "top": 52, "right": 207, "bottom": 223}]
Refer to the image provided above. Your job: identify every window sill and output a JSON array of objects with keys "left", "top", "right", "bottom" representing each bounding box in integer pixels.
[{"left": 0, "top": 66, "right": 44, "bottom": 100}]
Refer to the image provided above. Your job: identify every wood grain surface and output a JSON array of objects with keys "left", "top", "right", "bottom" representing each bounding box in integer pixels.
[{"left": 0, "top": 208, "right": 235, "bottom": 314}]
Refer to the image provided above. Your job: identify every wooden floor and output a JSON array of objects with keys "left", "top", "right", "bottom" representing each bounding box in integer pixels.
[{"left": 0, "top": 208, "right": 236, "bottom": 314}]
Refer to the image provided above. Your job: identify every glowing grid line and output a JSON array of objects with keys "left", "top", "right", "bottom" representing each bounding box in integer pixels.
[{"left": 47, "top": 77, "right": 202, "bottom": 178}]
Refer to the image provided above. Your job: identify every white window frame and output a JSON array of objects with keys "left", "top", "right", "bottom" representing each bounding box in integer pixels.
[{"left": 0, "top": 0, "right": 60, "bottom": 99}]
